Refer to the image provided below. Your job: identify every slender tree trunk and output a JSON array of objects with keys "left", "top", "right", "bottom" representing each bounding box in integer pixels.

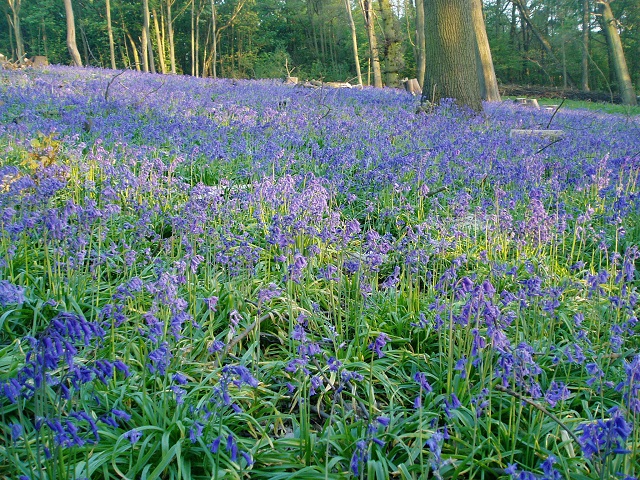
[
  {"left": 344, "top": 0, "right": 363, "bottom": 85},
  {"left": 8, "top": 0, "right": 25, "bottom": 62},
  {"left": 141, "top": 28, "right": 149, "bottom": 71},
  {"left": 6, "top": 13, "right": 16, "bottom": 61},
  {"left": 597, "top": 1, "right": 637, "bottom": 105},
  {"left": 415, "top": 0, "right": 426, "bottom": 87},
  {"left": 360, "top": 0, "right": 382, "bottom": 87},
  {"left": 471, "top": 0, "right": 500, "bottom": 101},
  {"left": 581, "top": 0, "right": 590, "bottom": 91},
  {"left": 106, "top": 0, "right": 116, "bottom": 69},
  {"left": 196, "top": 3, "right": 201, "bottom": 77},
  {"left": 63, "top": 0, "right": 83, "bottom": 66},
  {"left": 167, "top": 0, "right": 176, "bottom": 73},
  {"left": 80, "top": 24, "right": 89, "bottom": 65},
  {"left": 422, "top": 0, "right": 482, "bottom": 112},
  {"left": 42, "top": 18, "right": 48, "bottom": 57},
  {"left": 143, "top": 0, "right": 156, "bottom": 73},
  {"left": 211, "top": 0, "right": 217, "bottom": 78},
  {"left": 378, "top": 0, "right": 403, "bottom": 87},
  {"left": 126, "top": 31, "right": 141, "bottom": 71},
  {"left": 191, "top": 0, "right": 195, "bottom": 76},
  {"left": 153, "top": 9, "right": 166, "bottom": 73}
]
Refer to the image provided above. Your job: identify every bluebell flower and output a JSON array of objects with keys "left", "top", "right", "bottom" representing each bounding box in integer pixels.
[
  {"left": 414, "top": 372, "right": 432, "bottom": 393},
  {"left": 10, "top": 422, "right": 23, "bottom": 442},
  {"left": 124, "top": 429, "right": 142, "bottom": 444},
  {"left": 148, "top": 342, "right": 172, "bottom": 376},
  {"left": 0, "top": 280, "right": 25, "bottom": 306},
  {"left": 350, "top": 440, "right": 368, "bottom": 477},
  {"left": 368, "top": 333, "right": 389, "bottom": 358}
]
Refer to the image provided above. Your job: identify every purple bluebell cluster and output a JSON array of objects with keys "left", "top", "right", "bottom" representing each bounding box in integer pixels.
[{"left": 0, "top": 67, "right": 639, "bottom": 478}]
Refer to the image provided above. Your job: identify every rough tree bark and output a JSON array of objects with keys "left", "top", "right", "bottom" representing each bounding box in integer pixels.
[
  {"left": 344, "top": 0, "right": 362, "bottom": 86},
  {"left": 422, "top": 0, "right": 482, "bottom": 112},
  {"left": 378, "top": 0, "right": 403, "bottom": 87},
  {"left": 471, "top": 0, "right": 500, "bottom": 101},
  {"left": 7, "top": 0, "right": 24, "bottom": 62},
  {"left": 359, "top": 0, "right": 382, "bottom": 87},
  {"left": 63, "top": 0, "right": 82, "bottom": 66},
  {"left": 415, "top": 0, "right": 426, "bottom": 88},
  {"left": 582, "top": 0, "right": 589, "bottom": 91},
  {"left": 597, "top": 1, "right": 636, "bottom": 105},
  {"left": 105, "top": 0, "right": 116, "bottom": 69}
]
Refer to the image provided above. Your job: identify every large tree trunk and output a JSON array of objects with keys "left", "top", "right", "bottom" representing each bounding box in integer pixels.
[
  {"left": 63, "top": 0, "right": 83, "bottom": 66},
  {"left": 143, "top": 0, "right": 156, "bottom": 73},
  {"left": 378, "top": 0, "right": 403, "bottom": 87},
  {"left": 471, "top": 0, "right": 500, "bottom": 101},
  {"left": 415, "top": 0, "right": 426, "bottom": 88},
  {"left": 422, "top": 0, "right": 482, "bottom": 112},
  {"left": 7, "top": 0, "right": 24, "bottom": 62},
  {"left": 105, "top": 0, "right": 116, "bottom": 69},
  {"left": 581, "top": 0, "right": 590, "bottom": 91},
  {"left": 359, "top": 0, "right": 382, "bottom": 87},
  {"left": 344, "top": 0, "right": 362, "bottom": 85},
  {"left": 597, "top": 1, "right": 636, "bottom": 105}
]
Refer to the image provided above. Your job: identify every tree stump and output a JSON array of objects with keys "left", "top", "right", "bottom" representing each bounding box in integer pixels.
[
  {"left": 402, "top": 78, "right": 421, "bottom": 95},
  {"left": 31, "top": 56, "right": 50, "bottom": 68}
]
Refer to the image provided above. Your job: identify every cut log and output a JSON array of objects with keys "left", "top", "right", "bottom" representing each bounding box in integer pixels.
[
  {"left": 510, "top": 129, "right": 564, "bottom": 139},
  {"left": 285, "top": 76, "right": 298, "bottom": 85}
]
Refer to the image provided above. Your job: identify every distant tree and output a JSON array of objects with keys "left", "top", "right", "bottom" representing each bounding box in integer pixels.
[
  {"left": 597, "top": 0, "right": 637, "bottom": 105},
  {"left": 62, "top": 0, "right": 82, "bottom": 66},
  {"left": 422, "top": 0, "right": 482, "bottom": 111}
]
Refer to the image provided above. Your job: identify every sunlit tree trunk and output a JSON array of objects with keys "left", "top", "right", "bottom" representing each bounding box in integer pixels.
[
  {"left": 597, "top": 1, "right": 637, "bottom": 105},
  {"left": 422, "top": 0, "right": 482, "bottom": 112},
  {"left": 344, "top": 0, "right": 362, "bottom": 85},
  {"left": 415, "top": 0, "right": 425, "bottom": 87},
  {"left": 106, "top": 0, "right": 116, "bottom": 69},
  {"left": 471, "top": 0, "right": 500, "bottom": 101},
  {"left": 359, "top": 0, "right": 382, "bottom": 87},
  {"left": 7, "top": 0, "right": 24, "bottom": 62},
  {"left": 63, "top": 0, "right": 82, "bottom": 66},
  {"left": 582, "top": 0, "right": 590, "bottom": 91},
  {"left": 143, "top": 0, "right": 156, "bottom": 73},
  {"left": 167, "top": 0, "right": 176, "bottom": 73},
  {"left": 210, "top": 0, "right": 217, "bottom": 78},
  {"left": 153, "top": 9, "right": 167, "bottom": 73},
  {"left": 126, "top": 31, "right": 141, "bottom": 71}
]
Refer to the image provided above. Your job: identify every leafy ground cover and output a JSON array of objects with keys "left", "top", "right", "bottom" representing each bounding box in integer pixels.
[{"left": 0, "top": 66, "right": 639, "bottom": 480}]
